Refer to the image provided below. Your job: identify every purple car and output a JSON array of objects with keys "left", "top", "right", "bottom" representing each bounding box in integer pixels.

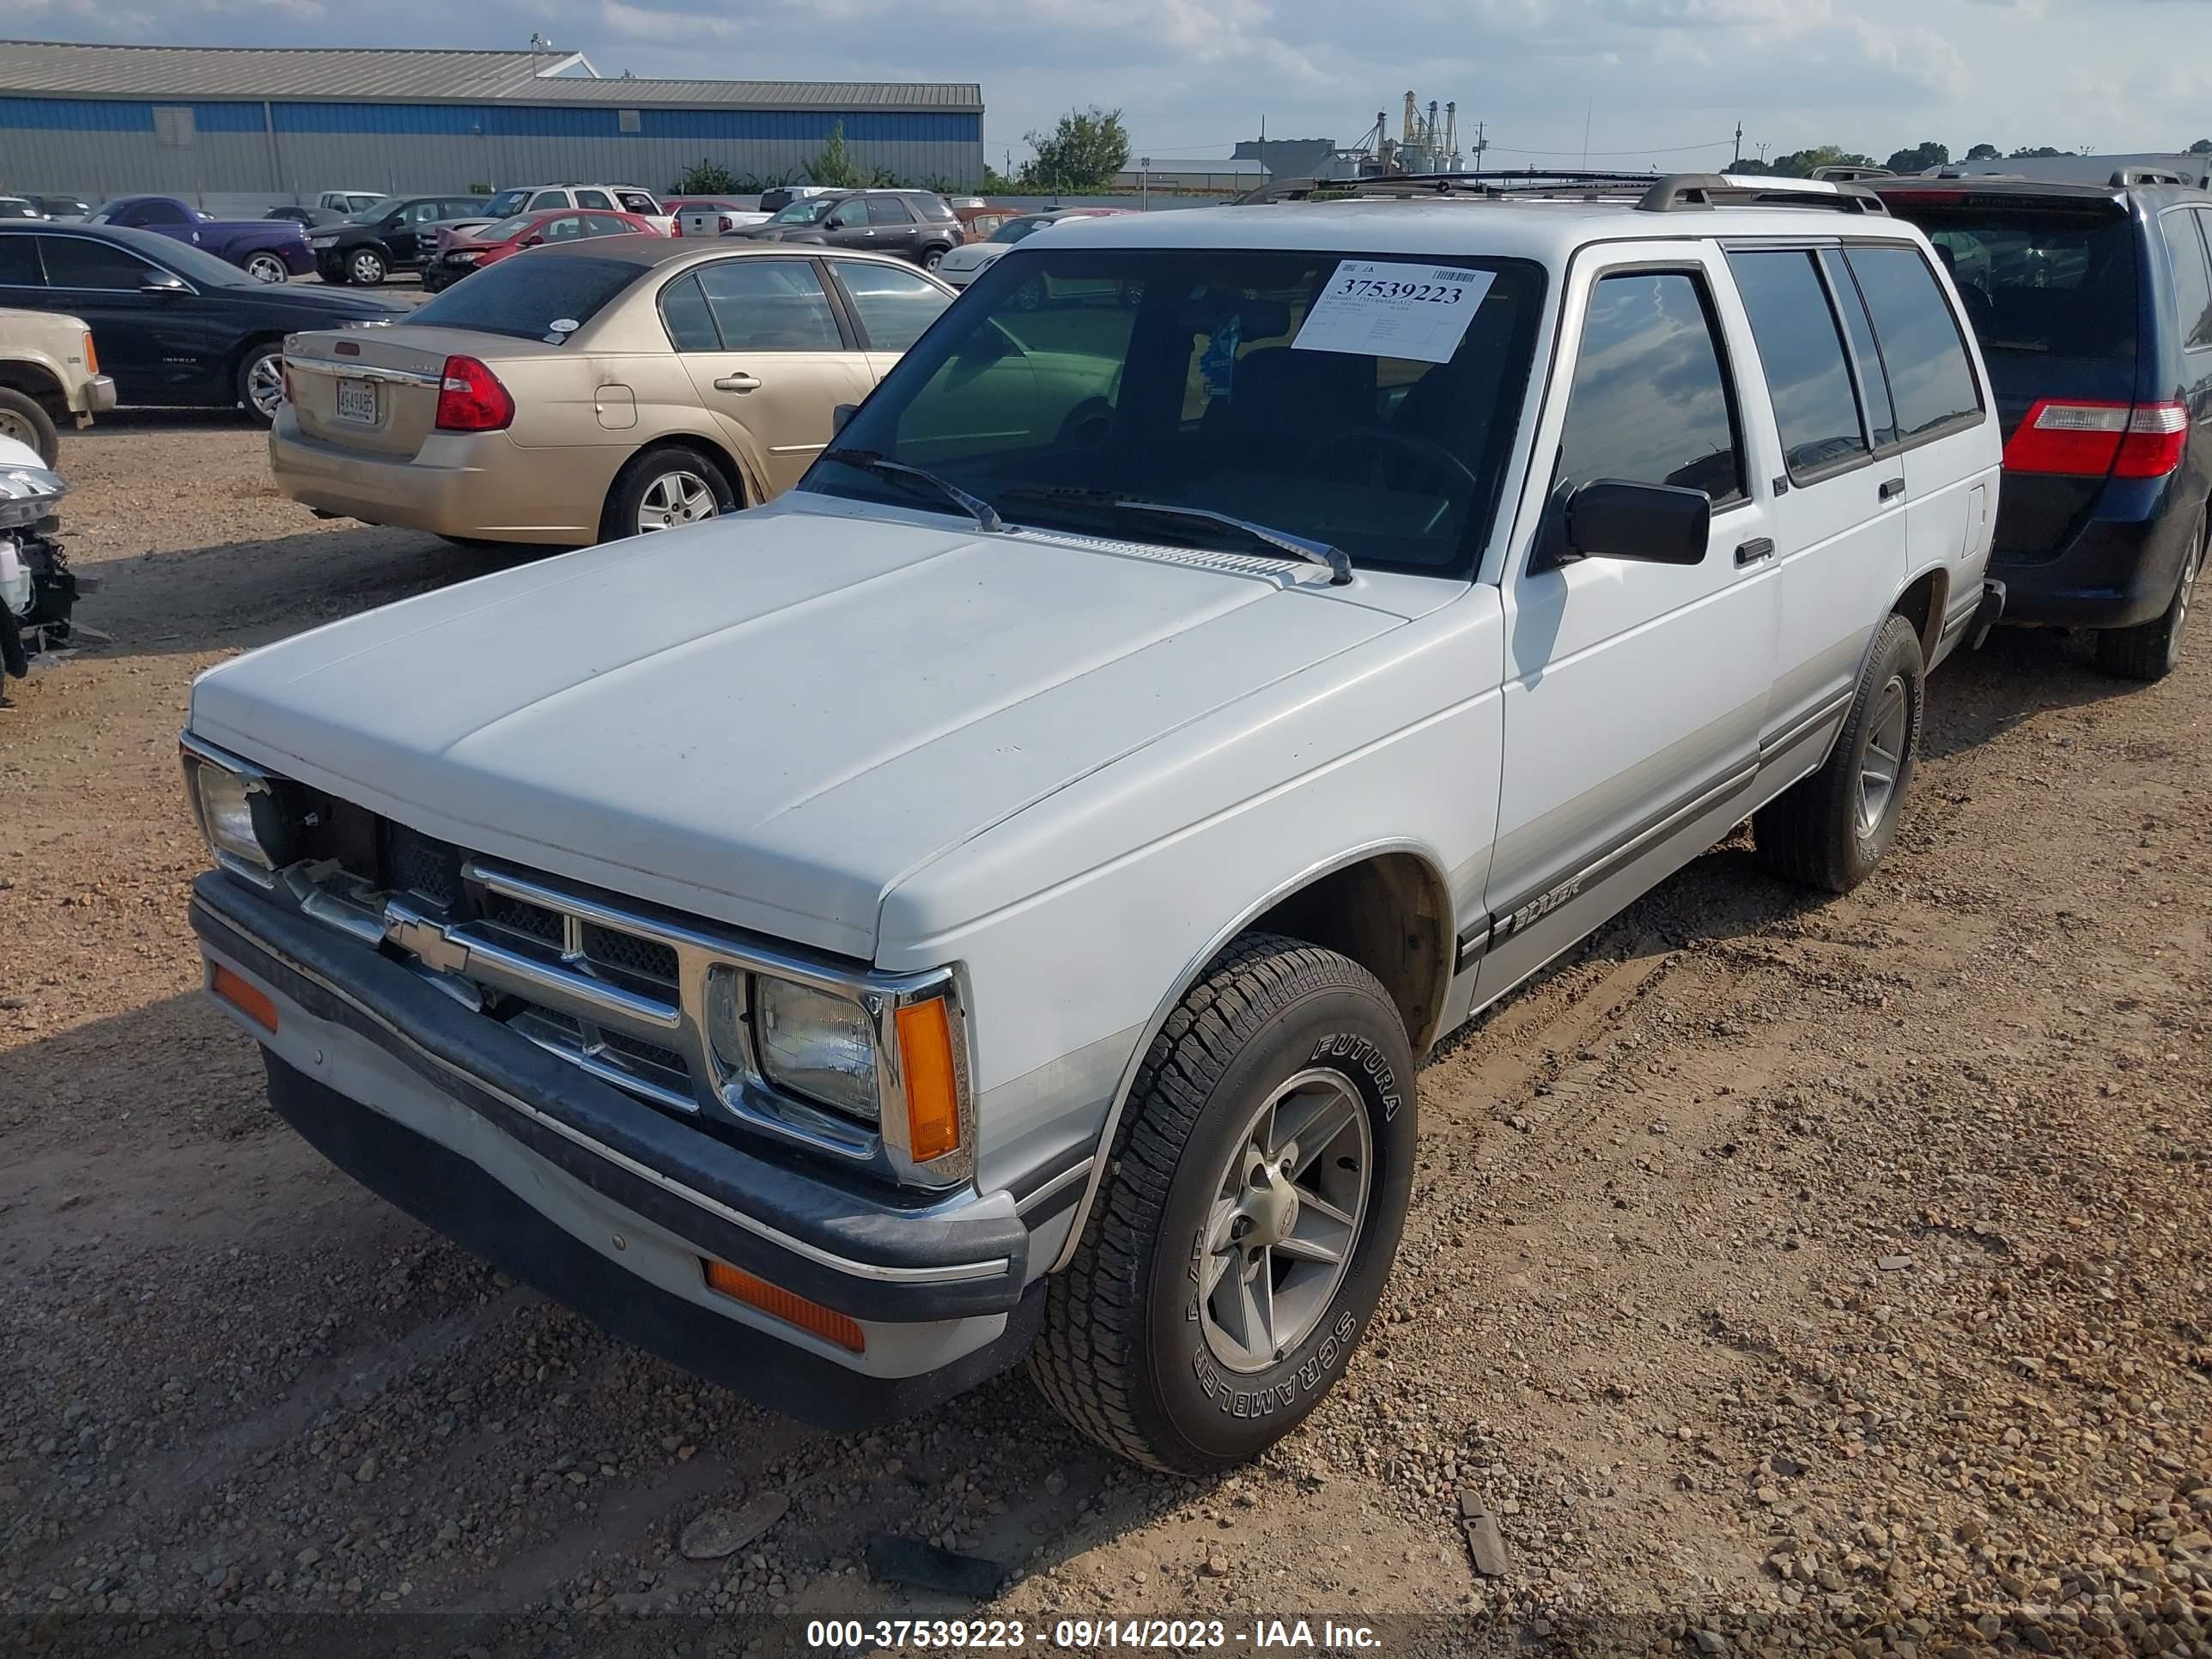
[{"left": 88, "top": 196, "right": 313, "bottom": 283}]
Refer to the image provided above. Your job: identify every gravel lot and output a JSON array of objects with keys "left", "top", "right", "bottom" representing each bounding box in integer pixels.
[{"left": 2, "top": 414, "right": 2208, "bottom": 1658}]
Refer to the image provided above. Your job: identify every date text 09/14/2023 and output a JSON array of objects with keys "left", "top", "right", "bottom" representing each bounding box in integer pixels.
[{"left": 803, "top": 1619, "right": 1383, "bottom": 1650}]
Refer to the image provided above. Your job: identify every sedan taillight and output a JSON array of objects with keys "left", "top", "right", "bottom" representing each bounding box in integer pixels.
[{"left": 434, "top": 355, "right": 514, "bottom": 433}]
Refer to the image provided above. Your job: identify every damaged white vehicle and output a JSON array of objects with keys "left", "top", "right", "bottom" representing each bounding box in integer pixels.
[{"left": 181, "top": 174, "right": 2000, "bottom": 1470}]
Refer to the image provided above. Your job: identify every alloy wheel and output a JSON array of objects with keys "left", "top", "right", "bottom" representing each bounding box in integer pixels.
[
  {"left": 245, "top": 354, "right": 285, "bottom": 420},
  {"left": 1855, "top": 672, "right": 1910, "bottom": 837},
  {"left": 1198, "top": 1067, "right": 1371, "bottom": 1374},
  {"left": 244, "top": 252, "right": 288, "bottom": 284},
  {"left": 635, "top": 469, "right": 720, "bottom": 533}
]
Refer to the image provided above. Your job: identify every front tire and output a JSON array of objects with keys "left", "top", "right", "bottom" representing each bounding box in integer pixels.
[
  {"left": 2094, "top": 512, "right": 2203, "bottom": 683},
  {"left": 1030, "top": 935, "right": 1416, "bottom": 1474},
  {"left": 242, "top": 252, "right": 289, "bottom": 284},
  {"left": 599, "top": 444, "right": 740, "bottom": 543},
  {"left": 1755, "top": 611, "right": 1925, "bottom": 893},
  {"left": 0, "top": 387, "right": 61, "bottom": 466}
]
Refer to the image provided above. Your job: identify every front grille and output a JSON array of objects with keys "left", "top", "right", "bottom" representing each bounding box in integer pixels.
[
  {"left": 581, "top": 922, "right": 679, "bottom": 985},
  {"left": 385, "top": 823, "right": 463, "bottom": 908},
  {"left": 483, "top": 892, "right": 564, "bottom": 947}
]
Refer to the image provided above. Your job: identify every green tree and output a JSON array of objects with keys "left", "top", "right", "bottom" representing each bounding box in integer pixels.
[
  {"left": 809, "top": 122, "right": 865, "bottom": 189},
  {"left": 1768, "top": 145, "right": 1878, "bottom": 179},
  {"left": 2009, "top": 144, "right": 2070, "bottom": 159},
  {"left": 981, "top": 163, "right": 1019, "bottom": 194},
  {"left": 672, "top": 157, "right": 740, "bottom": 195},
  {"left": 1885, "top": 140, "right": 1949, "bottom": 173},
  {"left": 1019, "top": 106, "right": 1131, "bottom": 191},
  {"left": 1965, "top": 143, "right": 2002, "bottom": 160},
  {"left": 2191, "top": 138, "right": 2212, "bottom": 155}
]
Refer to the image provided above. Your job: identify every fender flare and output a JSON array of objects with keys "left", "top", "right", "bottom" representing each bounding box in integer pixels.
[{"left": 1043, "top": 836, "right": 1455, "bottom": 1275}]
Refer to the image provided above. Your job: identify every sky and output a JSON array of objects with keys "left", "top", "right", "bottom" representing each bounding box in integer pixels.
[{"left": 2, "top": 0, "right": 2209, "bottom": 170}]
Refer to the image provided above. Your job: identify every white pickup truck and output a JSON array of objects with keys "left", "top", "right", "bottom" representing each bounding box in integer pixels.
[{"left": 182, "top": 173, "right": 2003, "bottom": 1472}]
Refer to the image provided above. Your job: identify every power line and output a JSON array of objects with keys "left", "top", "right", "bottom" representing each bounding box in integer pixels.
[{"left": 1482, "top": 137, "right": 1739, "bottom": 158}]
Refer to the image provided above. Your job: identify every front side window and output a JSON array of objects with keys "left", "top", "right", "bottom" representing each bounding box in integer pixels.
[
  {"left": 769, "top": 198, "right": 836, "bottom": 226},
  {"left": 1555, "top": 270, "right": 1745, "bottom": 505},
  {"left": 811, "top": 247, "right": 1546, "bottom": 576},
  {"left": 1727, "top": 250, "right": 1869, "bottom": 479},
  {"left": 575, "top": 190, "right": 613, "bottom": 210},
  {"left": 692, "top": 259, "right": 843, "bottom": 351},
  {"left": 404, "top": 201, "right": 441, "bottom": 225},
  {"left": 124, "top": 199, "right": 191, "bottom": 227},
  {"left": 40, "top": 235, "right": 158, "bottom": 291},
  {"left": 1844, "top": 245, "right": 1984, "bottom": 441},
  {"left": 527, "top": 191, "right": 568, "bottom": 212},
  {"left": 2161, "top": 210, "right": 2212, "bottom": 351}
]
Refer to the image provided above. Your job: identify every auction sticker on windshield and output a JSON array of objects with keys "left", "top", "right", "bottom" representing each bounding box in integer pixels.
[{"left": 1292, "top": 261, "right": 1498, "bottom": 364}]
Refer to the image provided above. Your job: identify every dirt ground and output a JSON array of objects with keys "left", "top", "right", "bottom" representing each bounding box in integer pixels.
[{"left": 2, "top": 415, "right": 2208, "bottom": 1659}]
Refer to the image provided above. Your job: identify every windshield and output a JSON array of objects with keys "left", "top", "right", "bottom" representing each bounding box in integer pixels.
[
  {"left": 482, "top": 189, "right": 532, "bottom": 220},
  {"left": 407, "top": 253, "right": 641, "bottom": 341},
  {"left": 769, "top": 198, "right": 838, "bottom": 226},
  {"left": 349, "top": 196, "right": 406, "bottom": 225},
  {"left": 988, "top": 216, "right": 1054, "bottom": 245},
  {"left": 807, "top": 247, "right": 1545, "bottom": 576}
]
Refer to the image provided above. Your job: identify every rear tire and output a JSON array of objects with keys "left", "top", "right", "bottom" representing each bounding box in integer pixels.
[
  {"left": 1755, "top": 611, "right": 1924, "bottom": 894},
  {"left": 242, "top": 252, "right": 289, "bottom": 284},
  {"left": 1030, "top": 934, "right": 1416, "bottom": 1474},
  {"left": 346, "top": 247, "right": 388, "bottom": 287},
  {"left": 235, "top": 345, "right": 285, "bottom": 428},
  {"left": 2094, "top": 513, "right": 2203, "bottom": 683},
  {"left": 598, "top": 444, "right": 741, "bottom": 543},
  {"left": 0, "top": 387, "right": 61, "bottom": 466}
]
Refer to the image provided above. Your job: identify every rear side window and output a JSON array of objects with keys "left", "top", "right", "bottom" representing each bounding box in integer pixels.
[
  {"left": 866, "top": 198, "right": 915, "bottom": 226},
  {"left": 1727, "top": 250, "right": 1869, "bottom": 479},
  {"left": 2161, "top": 210, "right": 2212, "bottom": 351},
  {"left": 408, "top": 253, "right": 641, "bottom": 341},
  {"left": 0, "top": 236, "right": 41, "bottom": 285},
  {"left": 695, "top": 258, "right": 843, "bottom": 351},
  {"left": 916, "top": 196, "right": 956, "bottom": 222},
  {"left": 1555, "top": 270, "right": 1745, "bottom": 505},
  {"left": 1844, "top": 246, "right": 1983, "bottom": 441},
  {"left": 41, "top": 236, "right": 156, "bottom": 290},
  {"left": 1820, "top": 248, "right": 1898, "bottom": 447},
  {"left": 582, "top": 213, "right": 632, "bottom": 237},
  {"left": 831, "top": 261, "right": 951, "bottom": 352}
]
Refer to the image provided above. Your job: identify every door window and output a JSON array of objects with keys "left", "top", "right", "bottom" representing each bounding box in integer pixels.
[
  {"left": 1820, "top": 248, "right": 1898, "bottom": 447},
  {"left": 41, "top": 236, "right": 159, "bottom": 290},
  {"left": 826, "top": 201, "right": 868, "bottom": 230},
  {"left": 527, "top": 191, "right": 568, "bottom": 211},
  {"left": 693, "top": 259, "right": 843, "bottom": 350},
  {"left": 404, "top": 201, "right": 441, "bottom": 226},
  {"left": 832, "top": 261, "right": 951, "bottom": 351},
  {"left": 1555, "top": 270, "right": 1745, "bottom": 505},
  {"left": 538, "top": 216, "right": 586, "bottom": 242},
  {"left": 1727, "top": 250, "right": 1869, "bottom": 481},
  {"left": 659, "top": 273, "right": 720, "bottom": 351},
  {"left": 582, "top": 213, "right": 633, "bottom": 237},
  {"left": 2161, "top": 209, "right": 2212, "bottom": 351},
  {"left": 1844, "top": 246, "right": 1983, "bottom": 442},
  {"left": 617, "top": 191, "right": 659, "bottom": 216},
  {"left": 125, "top": 199, "right": 190, "bottom": 227},
  {"left": 866, "top": 197, "right": 915, "bottom": 226},
  {"left": 0, "top": 236, "right": 42, "bottom": 286},
  {"left": 575, "top": 190, "right": 614, "bottom": 210}
]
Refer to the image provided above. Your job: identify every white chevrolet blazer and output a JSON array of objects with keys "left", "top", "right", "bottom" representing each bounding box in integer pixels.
[{"left": 182, "top": 173, "right": 2003, "bottom": 1473}]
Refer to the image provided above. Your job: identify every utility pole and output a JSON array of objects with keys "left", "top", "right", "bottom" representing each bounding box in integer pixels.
[
  {"left": 1473, "top": 120, "right": 1487, "bottom": 170},
  {"left": 1733, "top": 120, "right": 1743, "bottom": 167}
]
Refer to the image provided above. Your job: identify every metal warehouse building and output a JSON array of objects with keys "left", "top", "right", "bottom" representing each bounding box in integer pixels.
[{"left": 0, "top": 40, "right": 986, "bottom": 199}]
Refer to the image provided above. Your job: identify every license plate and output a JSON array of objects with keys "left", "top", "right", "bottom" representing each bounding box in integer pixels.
[{"left": 334, "top": 379, "right": 379, "bottom": 425}]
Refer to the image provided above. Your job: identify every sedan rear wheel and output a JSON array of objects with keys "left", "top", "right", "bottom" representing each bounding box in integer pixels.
[
  {"left": 243, "top": 252, "right": 289, "bottom": 284},
  {"left": 238, "top": 348, "right": 286, "bottom": 426},
  {"left": 600, "top": 444, "right": 741, "bottom": 543}
]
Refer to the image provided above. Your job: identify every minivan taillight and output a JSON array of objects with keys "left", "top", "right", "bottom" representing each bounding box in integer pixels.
[
  {"left": 434, "top": 355, "right": 514, "bottom": 432},
  {"left": 2003, "top": 398, "right": 2189, "bottom": 479}
]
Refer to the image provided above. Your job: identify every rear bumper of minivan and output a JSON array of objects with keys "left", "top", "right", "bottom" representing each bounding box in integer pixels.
[
  {"left": 269, "top": 414, "right": 604, "bottom": 546},
  {"left": 1991, "top": 490, "right": 2200, "bottom": 629}
]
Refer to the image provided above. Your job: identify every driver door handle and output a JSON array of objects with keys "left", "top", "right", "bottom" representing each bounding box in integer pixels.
[
  {"left": 1734, "top": 537, "right": 1776, "bottom": 567},
  {"left": 713, "top": 373, "right": 761, "bottom": 393},
  {"left": 1879, "top": 477, "right": 1906, "bottom": 501}
]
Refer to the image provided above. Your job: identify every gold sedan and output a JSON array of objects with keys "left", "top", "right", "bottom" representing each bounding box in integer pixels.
[{"left": 270, "top": 238, "right": 957, "bottom": 545}]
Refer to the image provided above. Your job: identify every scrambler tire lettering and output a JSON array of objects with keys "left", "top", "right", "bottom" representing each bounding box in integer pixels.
[{"left": 1192, "top": 1309, "right": 1360, "bottom": 1415}]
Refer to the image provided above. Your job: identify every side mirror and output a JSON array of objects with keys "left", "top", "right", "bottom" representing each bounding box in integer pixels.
[
  {"left": 520, "top": 234, "right": 544, "bottom": 248},
  {"left": 1535, "top": 479, "right": 1711, "bottom": 570},
  {"left": 831, "top": 403, "right": 856, "bottom": 434},
  {"left": 381, "top": 216, "right": 402, "bottom": 232}
]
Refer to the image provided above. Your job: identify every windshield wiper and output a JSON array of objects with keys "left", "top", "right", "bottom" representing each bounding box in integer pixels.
[
  {"left": 998, "top": 486, "right": 1352, "bottom": 585},
  {"left": 820, "top": 448, "right": 1004, "bottom": 533}
]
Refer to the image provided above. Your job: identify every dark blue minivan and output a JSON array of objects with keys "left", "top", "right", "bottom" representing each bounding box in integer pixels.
[{"left": 1878, "top": 171, "right": 2212, "bottom": 679}]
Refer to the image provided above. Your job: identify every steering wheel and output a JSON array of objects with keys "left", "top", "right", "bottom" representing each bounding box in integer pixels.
[{"left": 1313, "top": 426, "right": 1481, "bottom": 495}]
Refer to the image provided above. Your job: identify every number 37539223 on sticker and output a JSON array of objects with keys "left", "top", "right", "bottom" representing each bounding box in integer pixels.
[{"left": 1291, "top": 259, "right": 1500, "bottom": 364}]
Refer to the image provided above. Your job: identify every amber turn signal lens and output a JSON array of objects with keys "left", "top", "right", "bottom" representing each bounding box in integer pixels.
[
  {"left": 81, "top": 331, "right": 98, "bottom": 375},
  {"left": 702, "top": 1260, "right": 865, "bottom": 1352},
  {"left": 895, "top": 999, "right": 960, "bottom": 1163},
  {"left": 210, "top": 964, "right": 277, "bottom": 1032}
]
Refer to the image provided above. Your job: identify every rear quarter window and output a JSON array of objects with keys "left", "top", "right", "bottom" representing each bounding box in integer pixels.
[
  {"left": 1844, "top": 245, "right": 1984, "bottom": 441},
  {"left": 2160, "top": 209, "right": 2212, "bottom": 352}
]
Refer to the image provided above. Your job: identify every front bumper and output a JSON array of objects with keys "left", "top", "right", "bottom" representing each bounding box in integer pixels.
[
  {"left": 76, "top": 374, "right": 115, "bottom": 417},
  {"left": 190, "top": 872, "right": 1041, "bottom": 1430}
]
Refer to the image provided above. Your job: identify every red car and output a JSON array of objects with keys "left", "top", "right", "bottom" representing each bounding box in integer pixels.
[{"left": 420, "top": 207, "right": 659, "bottom": 292}]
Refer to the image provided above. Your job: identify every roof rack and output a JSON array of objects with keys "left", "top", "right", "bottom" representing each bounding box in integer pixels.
[
  {"left": 2109, "top": 166, "right": 2190, "bottom": 187},
  {"left": 1239, "top": 168, "right": 1887, "bottom": 215}
]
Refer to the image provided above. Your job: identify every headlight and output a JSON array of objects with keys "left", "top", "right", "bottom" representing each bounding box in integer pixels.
[
  {"left": 750, "top": 975, "right": 880, "bottom": 1121},
  {"left": 0, "top": 464, "right": 65, "bottom": 531},
  {"left": 179, "top": 740, "right": 294, "bottom": 884}
]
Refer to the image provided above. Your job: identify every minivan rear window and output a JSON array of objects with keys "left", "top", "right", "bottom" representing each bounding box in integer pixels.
[
  {"left": 1906, "top": 205, "right": 2139, "bottom": 362},
  {"left": 408, "top": 254, "right": 641, "bottom": 341}
]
